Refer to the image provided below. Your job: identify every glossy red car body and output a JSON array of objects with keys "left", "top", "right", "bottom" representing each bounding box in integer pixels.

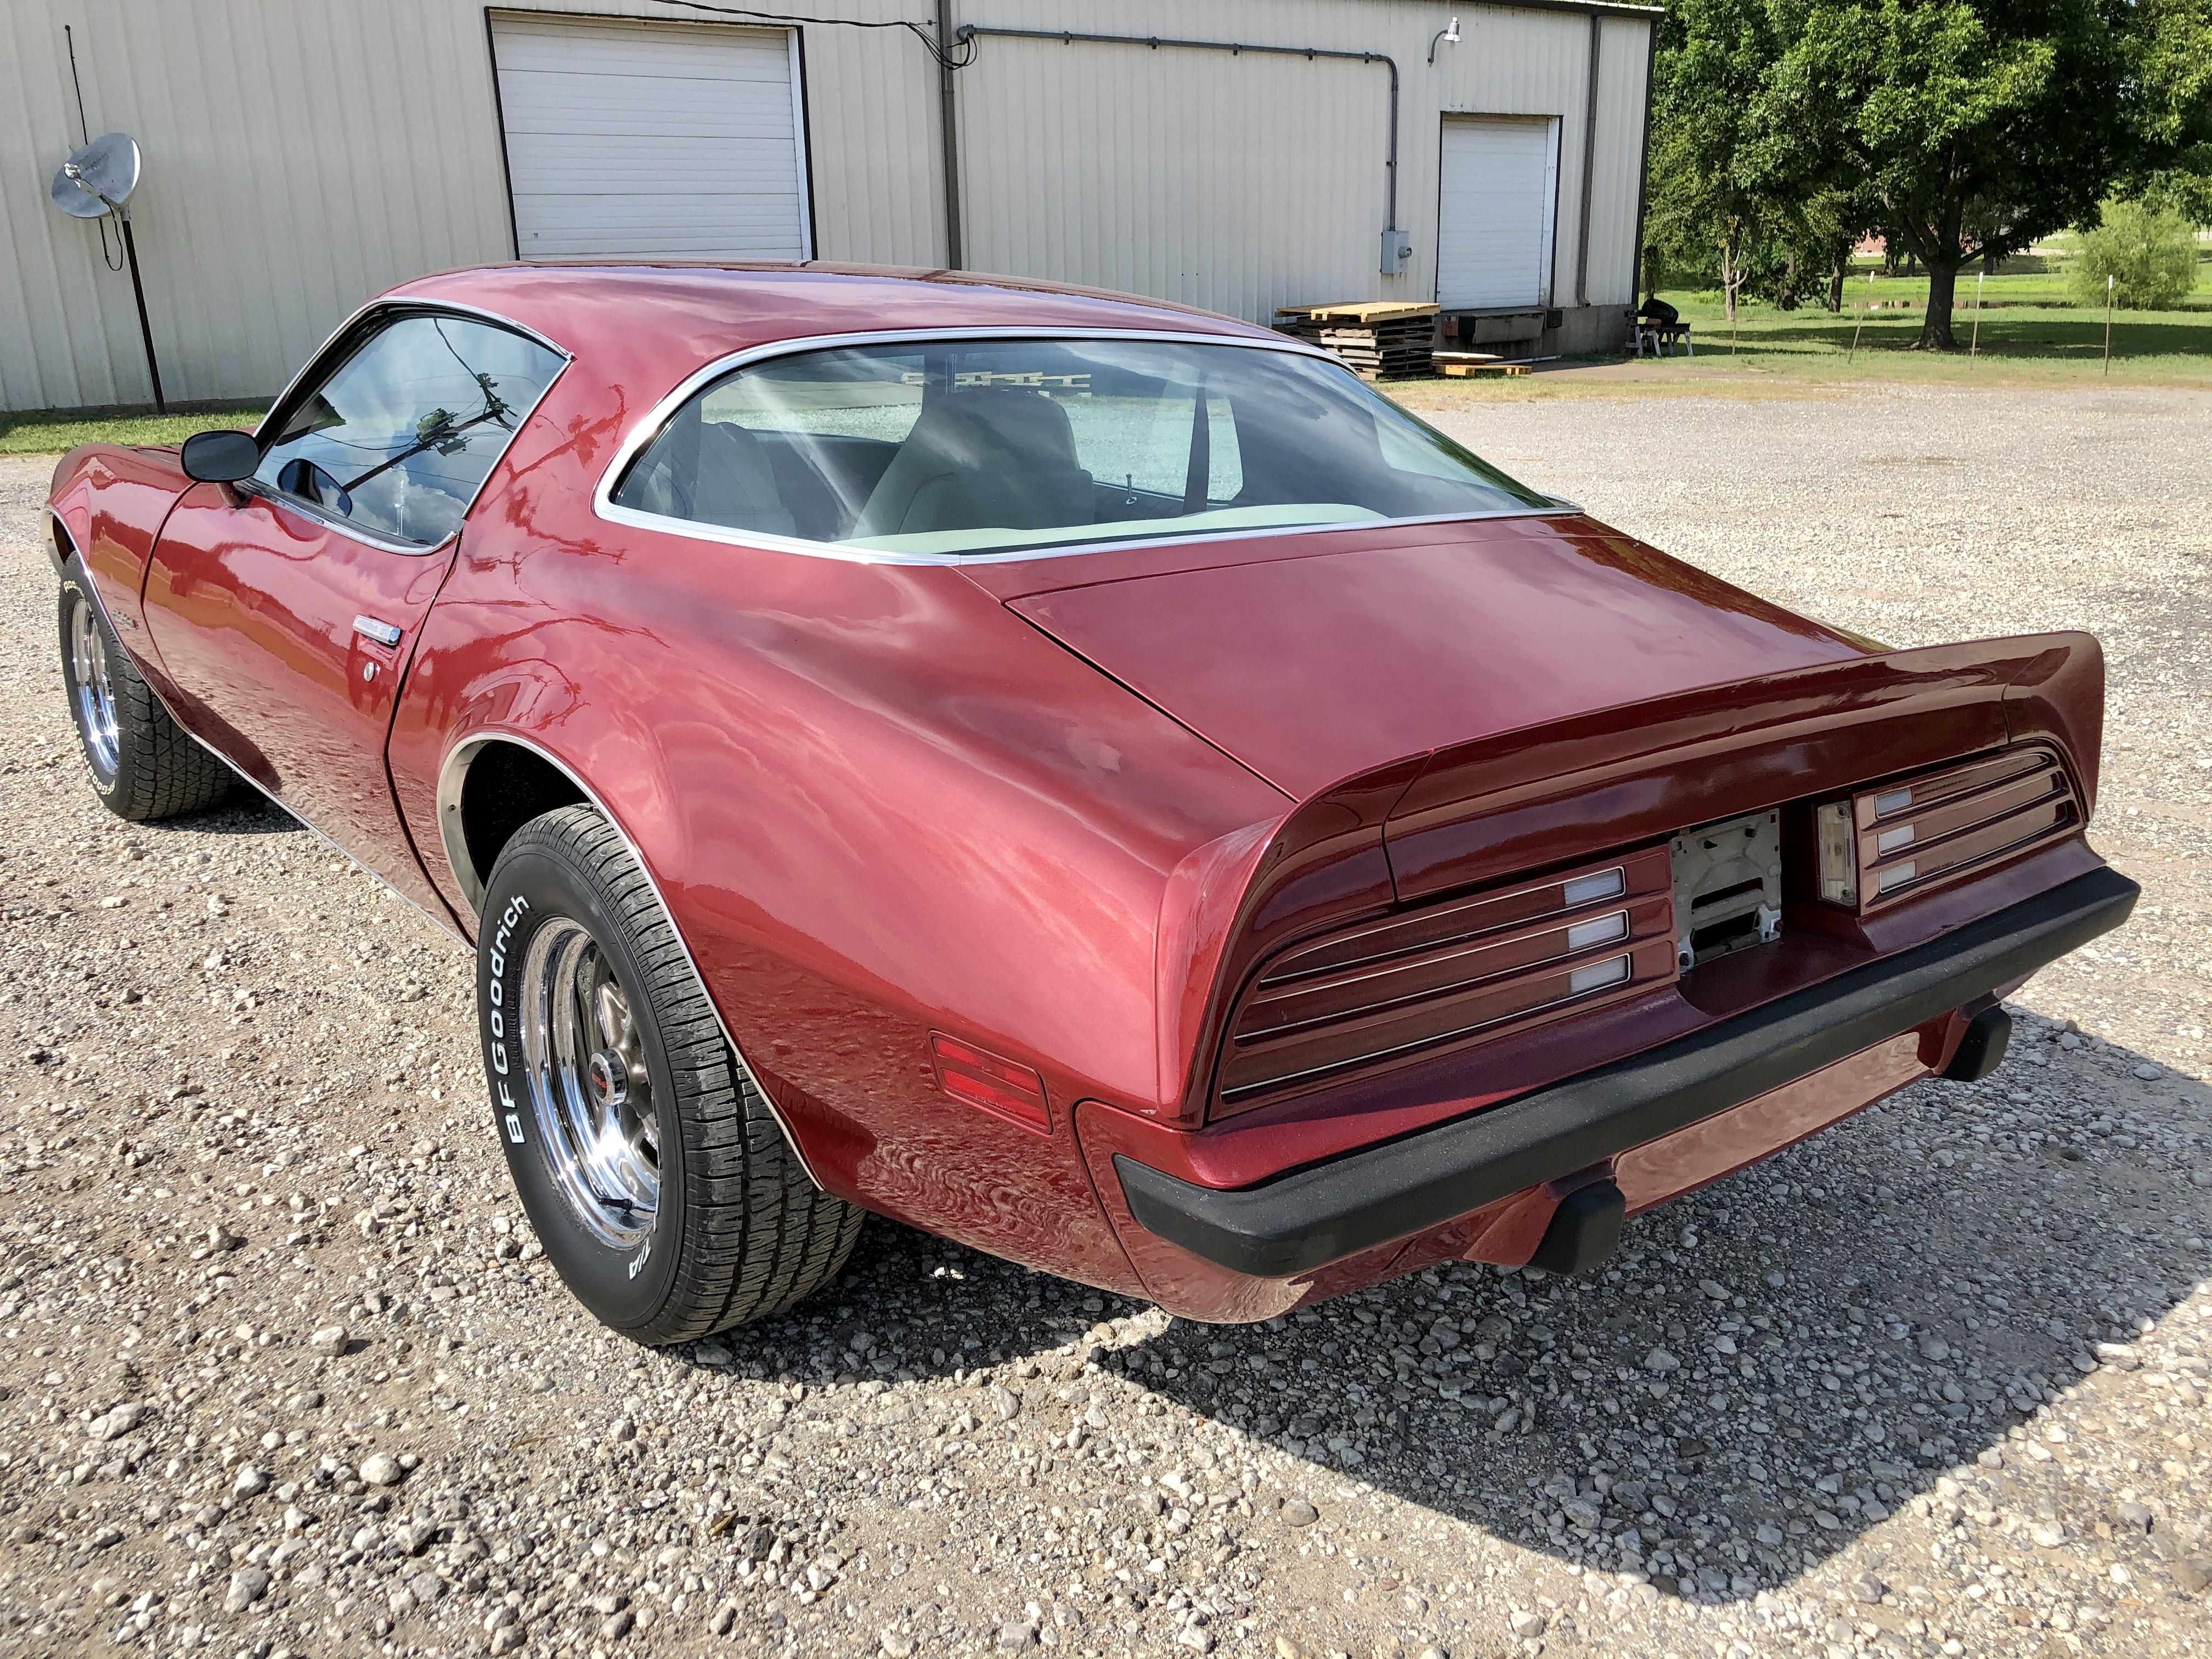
[{"left": 46, "top": 263, "right": 2135, "bottom": 1323}]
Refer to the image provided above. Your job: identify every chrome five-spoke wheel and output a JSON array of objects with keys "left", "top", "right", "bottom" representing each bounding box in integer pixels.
[
  {"left": 479, "top": 803, "right": 861, "bottom": 1341},
  {"left": 67, "top": 590, "right": 121, "bottom": 783},
  {"left": 518, "top": 916, "right": 661, "bottom": 1248}
]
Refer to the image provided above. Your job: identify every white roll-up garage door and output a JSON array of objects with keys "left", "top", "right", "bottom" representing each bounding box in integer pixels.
[
  {"left": 1436, "top": 116, "right": 1560, "bottom": 311},
  {"left": 489, "top": 15, "right": 812, "bottom": 261}
]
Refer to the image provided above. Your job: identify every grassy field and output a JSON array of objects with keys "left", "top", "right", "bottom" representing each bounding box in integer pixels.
[
  {"left": 1393, "top": 258, "right": 2212, "bottom": 409},
  {"left": 1618, "top": 255, "right": 2211, "bottom": 385},
  {"left": 0, "top": 405, "right": 263, "bottom": 459}
]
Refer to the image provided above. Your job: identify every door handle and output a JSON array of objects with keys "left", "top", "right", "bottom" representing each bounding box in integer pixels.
[{"left": 352, "top": 616, "right": 403, "bottom": 648}]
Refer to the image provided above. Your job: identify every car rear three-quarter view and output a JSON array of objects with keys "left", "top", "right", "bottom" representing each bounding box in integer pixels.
[{"left": 42, "top": 263, "right": 2138, "bottom": 1345}]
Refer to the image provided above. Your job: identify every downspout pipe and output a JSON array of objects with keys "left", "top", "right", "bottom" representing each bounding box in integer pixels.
[
  {"left": 1574, "top": 14, "right": 1601, "bottom": 307},
  {"left": 956, "top": 25, "right": 1401, "bottom": 254},
  {"left": 1628, "top": 17, "right": 1658, "bottom": 303},
  {"left": 936, "top": 0, "right": 964, "bottom": 269}
]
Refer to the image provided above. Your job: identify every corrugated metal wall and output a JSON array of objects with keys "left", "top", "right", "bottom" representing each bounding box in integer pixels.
[{"left": 1, "top": 0, "right": 1651, "bottom": 413}]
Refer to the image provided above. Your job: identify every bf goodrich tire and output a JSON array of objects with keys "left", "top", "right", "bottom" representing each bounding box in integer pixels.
[
  {"left": 476, "top": 804, "right": 862, "bottom": 1343},
  {"left": 58, "top": 560, "right": 234, "bottom": 822}
]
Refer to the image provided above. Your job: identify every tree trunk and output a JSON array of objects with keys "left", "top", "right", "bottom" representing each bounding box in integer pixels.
[
  {"left": 1916, "top": 257, "right": 1963, "bottom": 350},
  {"left": 1827, "top": 253, "right": 1848, "bottom": 313},
  {"left": 1775, "top": 249, "right": 1801, "bottom": 311}
]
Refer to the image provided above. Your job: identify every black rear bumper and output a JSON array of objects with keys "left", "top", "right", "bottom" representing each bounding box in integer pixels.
[{"left": 1116, "top": 864, "right": 2138, "bottom": 1279}]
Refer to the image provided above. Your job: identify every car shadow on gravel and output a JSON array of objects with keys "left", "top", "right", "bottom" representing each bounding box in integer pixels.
[
  {"left": 683, "top": 1217, "right": 1158, "bottom": 1383},
  {"left": 652, "top": 1027, "right": 2208, "bottom": 1608},
  {"left": 1103, "top": 1039, "right": 2212, "bottom": 1604},
  {"left": 185, "top": 790, "right": 303, "bottom": 835}
]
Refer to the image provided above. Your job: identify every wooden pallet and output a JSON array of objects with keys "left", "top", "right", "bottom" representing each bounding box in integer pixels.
[
  {"left": 1276, "top": 300, "right": 1441, "bottom": 324},
  {"left": 1275, "top": 301, "right": 1439, "bottom": 380},
  {"left": 1432, "top": 351, "right": 1530, "bottom": 377}
]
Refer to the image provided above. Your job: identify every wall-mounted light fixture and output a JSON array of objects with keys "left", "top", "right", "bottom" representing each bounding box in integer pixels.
[{"left": 1428, "top": 15, "right": 1461, "bottom": 64}]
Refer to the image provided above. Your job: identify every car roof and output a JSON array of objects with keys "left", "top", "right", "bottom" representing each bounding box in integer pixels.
[{"left": 377, "top": 262, "right": 1280, "bottom": 375}]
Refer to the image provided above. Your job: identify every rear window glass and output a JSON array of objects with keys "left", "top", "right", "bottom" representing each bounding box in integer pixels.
[{"left": 609, "top": 337, "right": 1553, "bottom": 556}]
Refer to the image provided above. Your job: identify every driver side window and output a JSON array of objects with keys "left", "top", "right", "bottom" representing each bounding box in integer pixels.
[{"left": 253, "top": 312, "right": 563, "bottom": 548}]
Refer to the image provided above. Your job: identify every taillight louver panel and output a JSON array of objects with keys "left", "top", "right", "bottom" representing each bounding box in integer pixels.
[
  {"left": 1238, "top": 895, "right": 1669, "bottom": 1041},
  {"left": 1216, "top": 845, "right": 1677, "bottom": 1112},
  {"left": 1855, "top": 747, "right": 2078, "bottom": 910}
]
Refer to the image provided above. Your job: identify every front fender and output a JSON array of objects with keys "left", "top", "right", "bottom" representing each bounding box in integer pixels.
[
  {"left": 45, "top": 443, "right": 193, "bottom": 661},
  {"left": 46, "top": 448, "right": 98, "bottom": 577}
]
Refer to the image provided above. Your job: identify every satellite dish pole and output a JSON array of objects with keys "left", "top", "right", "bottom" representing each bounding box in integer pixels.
[{"left": 48, "top": 129, "right": 165, "bottom": 414}]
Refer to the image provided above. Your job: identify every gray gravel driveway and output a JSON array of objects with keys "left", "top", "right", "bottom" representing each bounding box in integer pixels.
[{"left": 0, "top": 380, "right": 2207, "bottom": 1659}]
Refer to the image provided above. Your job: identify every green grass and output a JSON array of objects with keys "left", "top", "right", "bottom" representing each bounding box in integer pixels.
[
  {"left": 1389, "top": 260, "right": 2211, "bottom": 403},
  {"left": 1637, "top": 284, "right": 2212, "bottom": 386},
  {"left": 0, "top": 406, "right": 263, "bottom": 458},
  {"left": 1605, "top": 253, "right": 2212, "bottom": 387}
]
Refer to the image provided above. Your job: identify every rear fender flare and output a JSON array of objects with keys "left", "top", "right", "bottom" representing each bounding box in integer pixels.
[{"left": 436, "top": 730, "right": 824, "bottom": 1189}]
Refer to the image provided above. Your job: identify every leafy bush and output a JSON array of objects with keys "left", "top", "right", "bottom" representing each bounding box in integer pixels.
[{"left": 2070, "top": 201, "right": 2200, "bottom": 309}]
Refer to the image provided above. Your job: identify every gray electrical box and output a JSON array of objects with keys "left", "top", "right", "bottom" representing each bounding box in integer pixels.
[{"left": 1379, "top": 228, "right": 1414, "bottom": 275}]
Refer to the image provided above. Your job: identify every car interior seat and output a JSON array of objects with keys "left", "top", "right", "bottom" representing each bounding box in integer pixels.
[
  {"left": 854, "top": 387, "right": 1094, "bottom": 539},
  {"left": 624, "top": 407, "right": 798, "bottom": 539}
]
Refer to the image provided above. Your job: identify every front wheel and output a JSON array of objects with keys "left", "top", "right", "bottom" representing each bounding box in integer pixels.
[
  {"left": 476, "top": 804, "right": 861, "bottom": 1342},
  {"left": 58, "top": 560, "right": 233, "bottom": 821}
]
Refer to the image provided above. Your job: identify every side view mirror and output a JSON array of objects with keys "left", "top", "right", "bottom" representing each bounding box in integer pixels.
[{"left": 180, "top": 428, "right": 261, "bottom": 484}]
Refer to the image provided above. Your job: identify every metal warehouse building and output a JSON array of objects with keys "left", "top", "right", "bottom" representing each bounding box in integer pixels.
[{"left": 2, "top": 0, "right": 1658, "bottom": 413}]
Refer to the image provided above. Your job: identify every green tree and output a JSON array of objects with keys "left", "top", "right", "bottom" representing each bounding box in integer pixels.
[
  {"left": 2071, "top": 199, "right": 2201, "bottom": 307},
  {"left": 1769, "top": 0, "right": 2136, "bottom": 349},
  {"left": 1644, "top": 0, "right": 1790, "bottom": 320},
  {"left": 2121, "top": 0, "right": 2212, "bottom": 222}
]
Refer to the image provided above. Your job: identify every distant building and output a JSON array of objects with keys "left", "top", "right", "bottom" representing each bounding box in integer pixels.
[{"left": 4, "top": 1, "right": 1658, "bottom": 411}]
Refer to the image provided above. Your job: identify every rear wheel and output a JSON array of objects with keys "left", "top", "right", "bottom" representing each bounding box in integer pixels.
[
  {"left": 477, "top": 804, "right": 861, "bottom": 1342},
  {"left": 58, "top": 560, "right": 233, "bottom": 821}
]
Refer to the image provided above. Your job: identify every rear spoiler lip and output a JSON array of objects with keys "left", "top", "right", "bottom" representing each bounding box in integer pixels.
[
  {"left": 1364, "top": 631, "right": 2104, "bottom": 902},
  {"left": 1159, "top": 631, "right": 2104, "bottom": 1117}
]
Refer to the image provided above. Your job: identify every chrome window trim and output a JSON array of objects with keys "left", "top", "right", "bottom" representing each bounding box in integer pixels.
[
  {"left": 436, "top": 730, "right": 822, "bottom": 1188},
  {"left": 252, "top": 295, "right": 574, "bottom": 443},
  {"left": 246, "top": 297, "right": 576, "bottom": 555},
  {"left": 234, "top": 479, "right": 461, "bottom": 558},
  {"left": 590, "top": 325, "right": 1577, "bottom": 566}
]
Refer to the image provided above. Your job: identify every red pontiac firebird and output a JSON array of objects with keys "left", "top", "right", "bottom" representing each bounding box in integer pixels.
[{"left": 46, "top": 264, "right": 2136, "bottom": 1343}]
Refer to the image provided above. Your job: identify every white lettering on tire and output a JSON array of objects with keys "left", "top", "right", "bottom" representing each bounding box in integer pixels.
[{"left": 486, "top": 895, "right": 531, "bottom": 1142}]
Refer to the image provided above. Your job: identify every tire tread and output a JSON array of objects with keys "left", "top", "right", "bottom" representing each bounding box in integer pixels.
[
  {"left": 59, "top": 565, "right": 233, "bottom": 822},
  {"left": 494, "top": 805, "right": 860, "bottom": 1342}
]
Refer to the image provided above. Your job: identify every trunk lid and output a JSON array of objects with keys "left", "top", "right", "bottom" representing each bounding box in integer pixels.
[{"left": 1000, "top": 515, "right": 1872, "bottom": 800}]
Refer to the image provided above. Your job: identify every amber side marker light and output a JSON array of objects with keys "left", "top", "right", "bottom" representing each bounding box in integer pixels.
[{"left": 929, "top": 1032, "right": 1052, "bottom": 1133}]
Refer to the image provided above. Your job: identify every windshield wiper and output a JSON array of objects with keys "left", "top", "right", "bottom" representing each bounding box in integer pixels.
[{"left": 337, "top": 370, "right": 515, "bottom": 495}]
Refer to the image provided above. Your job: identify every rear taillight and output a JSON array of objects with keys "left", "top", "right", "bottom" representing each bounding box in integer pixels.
[
  {"left": 1214, "top": 845, "right": 1677, "bottom": 1115},
  {"left": 1816, "top": 746, "right": 2079, "bottom": 913}
]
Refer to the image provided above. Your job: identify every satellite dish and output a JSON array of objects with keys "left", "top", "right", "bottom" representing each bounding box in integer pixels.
[
  {"left": 46, "top": 129, "right": 165, "bottom": 411},
  {"left": 49, "top": 131, "right": 140, "bottom": 219}
]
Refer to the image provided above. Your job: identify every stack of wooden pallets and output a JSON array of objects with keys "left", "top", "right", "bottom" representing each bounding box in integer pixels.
[{"left": 1273, "top": 301, "right": 1439, "bottom": 381}]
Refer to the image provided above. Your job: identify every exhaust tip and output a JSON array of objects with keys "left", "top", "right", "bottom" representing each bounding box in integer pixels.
[
  {"left": 1943, "top": 1001, "right": 2013, "bottom": 1082},
  {"left": 1529, "top": 1178, "right": 1626, "bottom": 1276}
]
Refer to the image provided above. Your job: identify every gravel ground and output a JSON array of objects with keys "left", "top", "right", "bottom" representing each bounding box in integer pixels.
[{"left": 0, "top": 381, "right": 2207, "bottom": 1659}]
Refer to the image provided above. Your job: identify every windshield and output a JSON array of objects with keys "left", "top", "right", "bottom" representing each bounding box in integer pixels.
[{"left": 608, "top": 337, "right": 1555, "bottom": 557}]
